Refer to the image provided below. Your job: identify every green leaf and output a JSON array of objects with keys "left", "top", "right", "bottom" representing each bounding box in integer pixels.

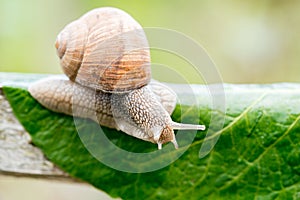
[{"left": 3, "top": 83, "right": 300, "bottom": 200}]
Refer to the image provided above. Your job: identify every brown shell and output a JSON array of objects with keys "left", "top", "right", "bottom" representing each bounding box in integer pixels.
[{"left": 55, "top": 7, "right": 151, "bottom": 93}]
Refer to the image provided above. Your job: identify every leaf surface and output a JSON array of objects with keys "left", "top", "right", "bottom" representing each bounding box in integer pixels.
[{"left": 3, "top": 83, "right": 300, "bottom": 200}]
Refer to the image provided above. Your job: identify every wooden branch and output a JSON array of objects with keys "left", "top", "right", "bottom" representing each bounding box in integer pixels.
[{"left": 0, "top": 72, "right": 74, "bottom": 181}]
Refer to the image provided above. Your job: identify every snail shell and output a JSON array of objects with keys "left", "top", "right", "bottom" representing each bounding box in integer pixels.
[{"left": 56, "top": 7, "right": 151, "bottom": 92}]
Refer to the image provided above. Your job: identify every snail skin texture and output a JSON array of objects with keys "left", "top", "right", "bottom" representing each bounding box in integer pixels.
[{"left": 29, "top": 7, "right": 205, "bottom": 149}]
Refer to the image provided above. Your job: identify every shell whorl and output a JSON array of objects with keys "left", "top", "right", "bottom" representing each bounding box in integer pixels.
[{"left": 55, "top": 7, "right": 151, "bottom": 93}]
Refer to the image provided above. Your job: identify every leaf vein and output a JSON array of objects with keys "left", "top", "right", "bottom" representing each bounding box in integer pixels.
[
  {"left": 219, "top": 114, "right": 300, "bottom": 191},
  {"left": 191, "top": 92, "right": 268, "bottom": 147}
]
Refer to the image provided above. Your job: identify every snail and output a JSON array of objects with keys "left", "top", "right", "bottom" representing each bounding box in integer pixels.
[{"left": 29, "top": 7, "right": 205, "bottom": 149}]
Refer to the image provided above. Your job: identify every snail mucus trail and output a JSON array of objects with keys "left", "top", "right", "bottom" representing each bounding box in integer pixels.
[{"left": 28, "top": 7, "right": 206, "bottom": 150}]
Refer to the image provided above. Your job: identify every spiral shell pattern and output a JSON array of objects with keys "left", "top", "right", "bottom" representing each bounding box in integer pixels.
[{"left": 55, "top": 7, "right": 151, "bottom": 93}]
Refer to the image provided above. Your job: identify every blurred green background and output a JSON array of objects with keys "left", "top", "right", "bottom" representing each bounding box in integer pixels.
[
  {"left": 1, "top": 0, "right": 300, "bottom": 83},
  {"left": 1, "top": 1, "right": 300, "bottom": 200}
]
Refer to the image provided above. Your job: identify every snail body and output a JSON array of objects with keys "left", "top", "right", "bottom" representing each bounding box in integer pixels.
[{"left": 29, "top": 7, "right": 205, "bottom": 149}]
